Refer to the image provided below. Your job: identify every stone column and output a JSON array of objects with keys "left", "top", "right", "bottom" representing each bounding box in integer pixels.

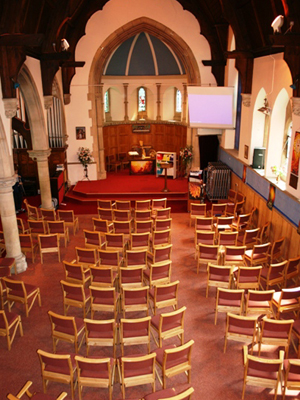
[
  {"left": 156, "top": 83, "right": 161, "bottom": 121},
  {"left": 95, "top": 89, "right": 107, "bottom": 179},
  {"left": 0, "top": 177, "right": 27, "bottom": 273},
  {"left": 28, "top": 149, "right": 52, "bottom": 209},
  {"left": 123, "top": 83, "right": 129, "bottom": 122}
]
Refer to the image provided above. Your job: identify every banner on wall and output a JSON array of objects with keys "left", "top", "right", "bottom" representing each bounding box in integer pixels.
[
  {"left": 267, "top": 183, "right": 276, "bottom": 210},
  {"left": 289, "top": 131, "right": 300, "bottom": 189}
]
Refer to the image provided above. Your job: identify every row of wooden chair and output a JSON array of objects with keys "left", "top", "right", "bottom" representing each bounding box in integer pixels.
[
  {"left": 98, "top": 206, "right": 172, "bottom": 222},
  {"left": 97, "top": 198, "right": 167, "bottom": 213}
]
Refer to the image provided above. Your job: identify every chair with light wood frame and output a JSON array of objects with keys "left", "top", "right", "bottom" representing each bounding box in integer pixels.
[
  {"left": 28, "top": 220, "right": 47, "bottom": 239},
  {"left": 151, "top": 229, "right": 171, "bottom": 250},
  {"left": 92, "top": 217, "right": 113, "bottom": 243},
  {"left": 271, "top": 286, "right": 300, "bottom": 319},
  {"left": 24, "top": 199, "right": 43, "bottom": 220},
  {"left": 224, "top": 313, "right": 258, "bottom": 354},
  {"left": 40, "top": 208, "right": 56, "bottom": 222},
  {"left": 135, "top": 199, "right": 151, "bottom": 212},
  {"left": 194, "top": 216, "right": 214, "bottom": 232},
  {"left": 37, "top": 349, "right": 77, "bottom": 400},
  {"left": 103, "top": 233, "right": 128, "bottom": 257},
  {"left": 48, "top": 310, "right": 85, "bottom": 354},
  {"left": 118, "top": 353, "right": 156, "bottom": 399},
  {"left": 6, "top": 380, "right": 68, "bottom": 400},
  {"left": 129, "top": 232, "right": 151, "bottom": 251},
  {"left": 83, "top": 229, "right": 102, "bottom": 250},
  {"left": 115, "top": 200, "right": 131, "bottom": 211},
  {"left": 90, "top": 286, "right": 119, "bottom": 320},
  {"left": 267, "top": 237, "right": 285, "bottom": 264},
  {"left": 151, "top": 306, "right": 186, "bottom": 348},
  {"left": 84, "top": 317, "right": 117, "bottom": 357},
  {"left": 281, "top": 358, "right": 300, "bottom": 400},
  {"left": 194, "top": 231, "right": 216, "bottom": 259},
  {"left": 19, "top": 233, "right": 39, "bottom": 263},
  {"left": 213, "top": 216, "right": 234, "bottom": 235},
  {"left": 47, "top": 220, "right": 69, "bottom": 247},
  {"left": 217, "top": 231, "right": 238, "bottom": 246},
  {"left": 120, "top": 316, "right": 151, "bottom": 356},
  {"left": 143, "top": 386, "right": 194, "bottom": 400},
  {"left": 154, "top": 339, "right": 194, "bottom": 390},
  {"left": 227, "top": 189, "right": 237, "bottom": 204},
  {"left": 97, "top": 208, "right": 114, "bottom": 222},
  {"left": 197, "top": 244, "right": 220, "bottom": 274},
  {"left": 62, "top": 260, "right": 91, "bottom": 287},
  {"left": 155, "top": 207, "right": 172, "bottom": 220},
  {"left": 124, "top": 249, "right": 148, "bottom": 269},
  {"left": 152, "top": 198, "right": 167, "bottom": 216},
  {"left": 17, "top": 217, "right": 30, "bottom": 234},
  {"left": 242, "top": 345, "right": 284, "bottom": 400},
  {"left": 258, "top": 316, "right": 294, "bottom": 357},
  {"left": 60, "top": 280, "right": 91, "bottom": 318},
  {"left": 0, "top": 309, "right": 23, "bottom": 350},
  {"left": 154, "top": 218, "right": 172, "bottom": 232},
  {"left": 144, "top": 260, "right": 172, "bottom": 288},
  {"left": 233, "top": 265, "right": 262, "bottom": 291},
  {"left": 256, "top": 221, "right": 271, "bottom": 244},
  {"left": 75, "top": 247, "right": 99, "bottom": 268},
  {"left": 260, "top": 260, "right": 287, "bottom": 290},
  {"left": 236, "top": 228, "right": 260, "bottom": 249},
  {"left": 97, "top": 199, "right": 115, "bottom": 209},
  {"left": 226, "top": 200, "right": 244, "bottom": 218},
  {"left": 113, "top": 220, "right": 132, "bottom": 240},
  {"left": 244, "top": 289, "right": 275, "bottom": 318},
  {"left": 214, "top": 287, "right": 244, "bottom": 325},
  {"left": 222, "top": 245, "right": 246, "bottom": 267},
  {"left": 3, "top": 277, "right": 41, "bottom": 317},
  {"left": 230, "top": 213, "right": 252, "bottom": 233},
  {"left": 57, "top": 210, "right": 79, "bottom": 235},
  {"left": 121, "top": 286, "right": 149, "bottom": 318},
  {"left": 189, "top": 203, "right": 206, "bottom": 227},
  {"left": 90, "top": 266, "right": 117, "bottom": 288},
  {"left": 149, "top": 280, "right": 179, "bottom": 316},
  {"left": 135, "top": 209, "right": 152, "bottom": 221},
  {"left": 206, "top": 263, "right": 233, "bottom": 298},
  {"left": 135, "top": 219, "right": 153, "bottom": 233},
  {"left": 147, "top": 244, "right": 172, "bottom": 267},
  {"left": 119, "top": 266, "right": 144, "bottom": 290},
  {"left": 284, "top": 255, "right": 300, "bottom": 287},
  {"left": 38, "top": 234, "right": 60, "bottom": 264},
  {"left": 75, "top": 355, "right": 116, "bottom": 400},
  {"left": 208, "top": 203, "right": 227, "bottom": 220},
  {"left": 244, "top": 242, "right": 271, "bottom": 267},
  {"left": 98, "top": 249, "right": 122, "bottom": 272}
]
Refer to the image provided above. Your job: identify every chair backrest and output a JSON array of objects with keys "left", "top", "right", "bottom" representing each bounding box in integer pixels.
[
  {"left": 3, "top": 277, "right": 26, "bottom": 298},
  {"left": 152, "top": 198, "right": 167, "bottom": 211},
  {"left": 120, "top": 352, "right": 156, "bottom": 387},
  {"left": 269, "top": 237, "right": 285, "bottom": 262},
  {"left": 17, "top": 218, "right": 28, "bottom": 234},
  {"left": 135, "top": 220, "right": 153, "bottom": 233},
  {"left": 61, "top": 280, "right": 86, "bottom": 300},
  {"left": 150, "top": 244, "right": 172, "bottom": 264},
  {"left": 242, "top": 228, "right": 260, "bottom": 246},
  {"left": 130, "top": 232, "right": 150, "bottom": 250},
  {"left": 92, "top": 218, "right": 112, "bottom": 233},
  {"left": 160, "top": 306, "right": 186, "bottom": 332},
  {"left": 218, "top": 231, "right": 238, "bottom": 246},
  {"left": 154, "top": 280, "right": 179, "bottom": 300},
  {"left": 83, "top": 230, "right": 101, "bottom": 247},
  {"left": 76, "top": 247, "right": 98, "bottom": 265},
  {"left": 24, "top": 199, "right": 40, "bottom": 220},
  {"left": 119, "top": 266, "right": 144, "bottom": 288},
  {"left": 210, "top": 203, "right": 227, "bottom": 217},
  {"left": 233, "top": 213, "right": 251, "bottom": 230},
  {"left": 40, "top": 208, "right": 56, "bottom": 221},
  {"left": 28, "top": 220, "right": 46, "bottom": 234},
  {"left": 97, "top": 199, "right": 115, "bottom": 209},
  {"left": 251, "top": 242, "right": 271, "bottom": 258},
  {"left": 115, "top": 200, "right": 131, "bottom": 210},
  {"left": 163, "top": 339, "right": 194, "bottom": 371},
  {"left": 215, "top": 216, "right": 234, "bottom": 229},
  {"left": 195, "top": 231, "right": 216, "bottom": 247},
  {"left": 19, "top": 233, "right": 33, "bottom": 248},
  {"left": 280, "top": 286, "right": 300, "bottom": 301},
  {"left": 190, "top": 203, "right": 206, "bottom": 217},
  {"left": 63, "top": 260, "right": 89, "bottom": 284},
  {"left": 146, "top": 260, "right": 172, "bottom": 285},
  {"left": 90, "top": 286, "right": 117, "bottom": 305},
  {"left": 244, "top": 289, "right": 275, "bottom": 316},
  {"left": 156, "top": 207, "right": 171, "bottom": 219},
  {"left": 38, "top": 234, "right": 59, "bottom": 249},
  {"left": 97, "top": 208, "right": 114, "bottom": 221},
  {"left": 125, "top": 249, "right": 147, "bottom": 267},
  {"left": 98, "top": 249, "right": 120, "bottom": 268},
  {"left": 235, "top": 266, "right": 262, "bottom": 289},
  {"left": 198, "top": 244, "right": 219, "bottom": 260},
  {"left": 47, "top": 220, "right": 66, "bottom": 234},
  {"left": 135, "top": 210, "right": 152, "bottom": 221},
  {"left": 113, "top": 209, "right": 131, "bottom": 221},
  {"left": 154, "top": 218, "right": 172, "bottom": 231},
  {"left": 113, "top": 220, "right": 131, "bottom": 234},
  {"left": 58, "top": 210, "right": 75, "bottom": 223},
  {"left": 104, "top": 233, "right": 125, "bottom": 250},
  {"left": 195, "top": 217, "right": 213, "bottom": 231},
  {"left": 258, "top": 221, "right": 271, "bottom": 244},
  {"left": 152, "top": 229, "right": 171, "bottom": 247},
  {"left": 120, "top": 316, "right": 151, "bottom": 354},
  {"left": 90, "top": 266, "right": 116, "bottom": 287},
  {"left": 135, "top": 200, "right": 151, "bottom": 210},
  {"left": 48, "top": 310, "right": 77, "bottom": 337},
  {"left": 227, "top": 189, "right": 237, "bottom": 203},
  {"left": 285, "top": 255, "right": 300, "bottom": 284},
  {"left": 224, "top": 245, "right": 246, "bottom": 259}
]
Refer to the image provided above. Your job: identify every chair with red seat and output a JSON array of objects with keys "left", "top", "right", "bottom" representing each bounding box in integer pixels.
[
  {"left": 75, "top": 247, "right": 99, "bottom": 268},
  {"left": 90, "top": 286, "right": 119, "bottom": 319},
  {"left": 124, "top": 249, "right": 148, "bottom": 269},
  {"left": 24, "top": 199, "right": 43, "bottom": 221},
  {"left": 194, "top": 217, "right": 214, "bottom": 232},
  {"left": 224, "top": 313, "right": 258, "bottom": 354},
  {"left": 3, "top": 277, "right": 41, "bottom": 317},
  {"left": 135, "top": 209, "right": 152, "bottom": 221},
  {"left": 260, "top": 260, "right": 287, "bottom": 290},
  {"left": 97, "top": 199, "right": 115, "bottom": 209},
  {"left": 119, "top": 266, "right": 144, "bottom": 290},
  {"left": 62, "top": 260, "right": 91, "bottom": 287},
  {"left": 284, "top": 255, "right": 300, "bottom": 287},
  {"left": 40, "top": 208, "right": 56, "bottom": 222},
  {"left": 147, "top": 244, "right": 172, "bottom": 267},
  {"left": 236, "top": 228, "right": 260, "bottom": 249},
  {"left": 115, "top": 200, "right": 131, "bottom": 211},
  {"left": 271, "top": 286, "right": 300, "bottom": 319},
  {"left": 129, "top": 232, "right": 151, "bottom": 251},
  {"left": 151, "top": 229, "right": 171, "bottom": 250},
  {"left": 17, "top": 217, "right": 30, "bottom": 234},
  {"left": 154, "top": 218, "right": 172, "bottom": 232},
  {"left": 194, "top": 231, "right": 216, "bottom": 259},
  {"left": 267, "top": 237, "right": 285, "bottom": 264},
  {"left": 214, "top": 287, "right": 244, "bottom": 325},
  {"left": 19, "top": 234, "right": 39, "bottom": 263},
  {"left": 143, "top": 260, "right": 172, "bottom": 288},
  {"left": 60, "top": 280, "right": 91, "bottom": 318},
  {"left": 230, "top": 213, "right": 252, "bottom": 233},
  {"left": 189, "top": 203, "right": 206, "bottom": 227},
  {"left": 120, "top": 316, "right": 151, "bottom": 355},
  {"left": 113, "top": 220, "right": 132, "bottom": 239},
  {"left": 197, "top": 244, "right": 220, "bottom": 274},
  {"left": 28, "top": 220, "right": 47, "bottom": 239},
  {"left": 155, "top": 207, "right": 171, "bottom": 220},
  {"left": 57, "top": 210, "right": 79, "bottom": 235},
  {"left": 84, "top": 318, "right": 117, "bottom": 357},
  {"left": 47, "top": 220, "right": 69, "bottom": 247},
  {"left": 83, "top": 229, "right": 102, "bottom": 250},
  {"left": 103, "top": 233, "right": 128, "bottom": 257},
  {"left": 38, "top": 234, "right": 60, "bottom": 264},
  {"left": 244, "top": 289, "right": 275, "bottom": 318},
  {"left": 256, "top": 221, "right": 271, "bottom": 244},
  {"left": 97, "top": 208, "right": 114, "bottom": 222},
  {"left": 135, "top": 219, "right": 153, "bottom": 233},
  {"left": 90, "top": 266, "right": 117, "bottom": 288},
  {"left": 121, "top": 286, "right": 149, "bottom": 318},
  {"left": 244, "top": 242, "right": 271, "bottom": 267},
  {"left": 151, "top": 306, "right": 186, "bottom": 348},
  {"left": 149, "top": 280, "right": 179, "bottom": 316},
  {"left": 48, "top": 310, "right": 85, "bottom": 354},
  {"left": 92, "top": 217, "right": 113, "bottom": 243},
  {"left": 152, "top": 198, "right": 167, "bottom": 216},
  {"left": 98, "top": 249, "right": 122, "bottom": 271},
  {"left": 206, "top": 263, "right": 233, "bottom": 298},
  {"left": 6, "top": 380, "right": 68, "bottom": 400},
  {"left": 233, "top": 265, "right": 262, "bottom": 291},
  {"left": 0, "top": 309, "right": 23, "bottom": 350},
  {"left": 217, "top": 231, "right": 238, "bottom": 246},
  {"left": 135, "top": 199, "right": 151, "bottom": 211},
  {"left": 223, "top": 245, "right": 246, "bottom": 267}
]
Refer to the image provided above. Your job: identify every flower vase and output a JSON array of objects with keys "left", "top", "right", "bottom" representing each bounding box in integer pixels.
[{"left": 82, "top": 164, "right": 89, "bottom": 181}]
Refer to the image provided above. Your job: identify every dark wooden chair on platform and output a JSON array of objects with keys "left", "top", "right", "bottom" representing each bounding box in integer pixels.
[
  {"left": 106, "top": 154, "right": 121, "bottom": 172},
  {"left": 119, "top": 152, "right": 130, "bottom": 170}
]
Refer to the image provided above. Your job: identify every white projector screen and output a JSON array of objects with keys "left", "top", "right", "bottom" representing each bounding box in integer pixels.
[{"left": 187, "top": 86, "right": 235, "bottom": 129}]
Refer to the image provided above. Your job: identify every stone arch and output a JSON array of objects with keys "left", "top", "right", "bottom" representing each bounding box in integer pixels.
[{"left": 88, "top": 17, "right": 201, "bottom": 179}]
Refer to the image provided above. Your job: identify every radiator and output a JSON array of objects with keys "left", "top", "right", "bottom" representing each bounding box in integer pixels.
[{"left": 206, "top": 162, "right": 231, "bottom": 201}]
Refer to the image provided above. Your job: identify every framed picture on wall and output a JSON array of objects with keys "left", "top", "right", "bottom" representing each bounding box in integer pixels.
[
  {"left": 76, "top": 127, "right": 86, "bottom": 140},
  {"left": 244, "top": 145, "right": 249, "bottom": 160}
]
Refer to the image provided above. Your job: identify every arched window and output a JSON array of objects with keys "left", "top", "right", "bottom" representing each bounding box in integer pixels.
[
  {"left": 137, "top": 87, "right": 147, "bottom": 119},
  {"left": 176, "top": 89, "right": 182, "bottom": 113},
  {"left": 104, "top": 89, "right": 112, "bottom": 122}
]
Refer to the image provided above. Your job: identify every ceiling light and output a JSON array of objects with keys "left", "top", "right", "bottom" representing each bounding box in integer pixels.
[
  {"left": 61, "top": 39, "right": 70, "bottom": 51},
  {"left": 271, "top": 15, "right": 284, "bottom": 34},
  {"left": 258, "top": 98, "right": 271, "bottom": 115}
]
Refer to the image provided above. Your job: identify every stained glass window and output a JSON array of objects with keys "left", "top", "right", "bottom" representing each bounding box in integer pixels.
[
  {"left": 138, "top": 87, "right": 146, "bottom": 112},
  {"left": 176, "top": 89, "right": 182, "bottom": 113}
]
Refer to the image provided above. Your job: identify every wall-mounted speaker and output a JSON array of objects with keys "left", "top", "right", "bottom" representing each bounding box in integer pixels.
[{"left": 252, "top": 147, "right": 265, "bottom": 169}]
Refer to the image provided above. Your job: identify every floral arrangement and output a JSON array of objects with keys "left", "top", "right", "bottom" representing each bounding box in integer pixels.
[
  {"left": 78, "top": 147, "right": 93, "bottom": 166},
  {"left": 180, "top": 145, "right": 193, "bottom": 167},
  {"left": 271, "top": 166, "right": 282, "bottom": 182}
]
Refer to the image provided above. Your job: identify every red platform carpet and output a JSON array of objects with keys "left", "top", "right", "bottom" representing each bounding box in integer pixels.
[{"left": 62, "top": 171, "right": 189, "bottom": 214}]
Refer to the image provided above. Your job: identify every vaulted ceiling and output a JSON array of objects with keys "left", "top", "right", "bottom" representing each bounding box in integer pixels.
[{"left": 1, "top": 0, "right": 300, "bottom": 99}]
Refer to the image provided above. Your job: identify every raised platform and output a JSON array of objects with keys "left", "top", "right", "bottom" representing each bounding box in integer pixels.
[{"left": 63, "top": 171, "right": 189, "bottom": 213}]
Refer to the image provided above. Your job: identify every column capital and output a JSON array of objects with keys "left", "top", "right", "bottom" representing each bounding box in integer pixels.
[
  {"left": 241, "top": 93, "right": 251, "bottom": 107},
  {"left": 291, "top": 97, "right": 300, "bottom": 116},
  {"left": 28, "top": 148, "right": 51, "bottom": 162},
  {"left": 0, "top": 176, "right": 15, "bottom": 193},
  {"left": 3, "top": 98, "right": 18, "bottom": 118},
  {"left": 44, "top": 95, "right": 53, "bottom": 110}
]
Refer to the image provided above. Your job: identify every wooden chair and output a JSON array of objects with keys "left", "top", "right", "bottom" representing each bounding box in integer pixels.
[
  {"left": 98, "top": 249, "right": 122, "bottom": 271},
  {"left": 244, "top": 289, "right": 275, "bottom": 318},
  {"left": 152, "top": 198, "right": 167, "bottom": 216},
  {"left": 267, "top": 237, "right": 285, "bottom": 264},
  {"left": 84, "top": 317, "right": 116, "bottom": 357},
  {"left": 260, "top": 260, "right": 287, "bottom": 290},
  {"left": 206, "top": 263, "right": 233, "bottom": 298},
  {"left": 257, "top": 221, "right": 271, "bottom": 244},
  {"left": 103, "top": 233, "right": 127, "bottom": 257},
  {"left": 97, "top": 199, "right": 115, "bottom": 209},
  {"left": 120, "top": 316, "right": 151, "bottom": 355},
  {"left": 292, "top": 319, "right": 300, "bottom": 358},
  {"left": 217, "top": 231, "right": 238, "bottom": 246},
  {"left": 154, "top": 339, "right": 194, "bottom": 389},
  {"left": 75, "top": 247, "right": 99, "bottom": 268},
  {"left": 135, "top": 209, "right": 152, "bottom": 221},
  {"left": 28, "top": 220, "right": 47, "bottom": 239},
  {"left": 3, "top": 277, "right": 41, "bottom": 317},
  {"left": 48, "top": 310, "right": 85, "bottom": 353},
  {"left": 244, "top": 242, "right": 271, "bottom": 267},
  {"left": 113, "top": 220, "right": 132, "bottom": 239},
  {"left": 233, "top": 265, "right": 262, "bottom": 291},
  {"left": 57, "top": 210, "right": 79, "bottom": 235},
  {"left": 222, "top": 245, "right": 246, "bottom": 267},
  {"left": 189, "top": 203, "right": 206, "bottom": 226},
  {"left": 107, "top": 154, "right": 121, "bottom": 172},
  {"left": 37, "top": 349, "right": 77, "bottom": 400},
  {"left": 149, "top": 280, "right": 179, "bottom": 316},
  {"left": 24, "top": 199, "right": 42, "bottom": 220},
  {"left": 197, "top": 244, "right": 220, "bottom": 274},
  {"left": 135, "top": 199, "right": 151, "bottom": 211},
  {"left": 213, "top": 216, "right": 234, "bottom": 234},
  {"left": 83, "top": 229, "right": 102, "bottom": 250},
  {"left": 226, "top": 200, "right": 244, "bottom": 218},
  {"left": 282, "top": 358, "right": 300, "bottom": 400},
  {"left": 17, "top": 218, "right": 30, "bottom": 234},
  {"left": 194, "top": 231, "right": 216, "bottom": 258},
  {"left": 227, "top": 189, "right": 237, "bottom": 203},
  {"left": 147, "top": 244, "right": 172, "bottom": 267},
  {"left": 119, "top": 152, "right": 130, "bottom": 170},
  {"left": 271, "top": 286, "right": 300, "bottom": 319},
  {"left": 38, "top": 234, "right": 60, "bottom": 263},
  {"left": 19, "top": 234, "right": 38, "bottom": 263},
  {"left": 214, "top": 287, "right": 244, "bottom": 325},
  {"left": 284, "top": 255, "right": 300, "bottom": 286},
  {"left": 125, "top": 249, "right": 148, "bottom": 269},
  {"left": 118, "top": 353, "right": 156, "bottom": 399},
  {"left": 230, "top": 213, "right": 251, "bottom": 232},
  {"left": 60, "top": 280, "right": 91, "bottom": 318},
  {"left": 115, "top": 200, "right": 131, "bottom": 211},
  {"left": 119, "top": 266, "right": 144, "bottom": 289},
  {"left": 144, "top": 260, "right": 172, "bottom": 287},
  {"left": 62, "top": 260, "right": 91, "bottom": 286},
  {"left": 143, "top": 387, "right": 194, "bottom": 400},
  {"left": 40, "top": 208, "right": 56, "bottom": 221},
  {"left": 242, "top": 345, "right": 284, "bottom": 400},
  {"left": 90, "top": 286, "right": 119, "bottom": 319},
  {"left": 154, "top": 218, "right": 172, "bottom": 232},
  {"left": 236, "top": 228, "right": 260, "bottom": 249},
  {"left": 194, "top": 217, "right": 214, "bottom": 232},
  {"left": 121, "top": 286, "right": 149, "bottom": 318},
  {"left": 258, "top": 316, "right": 294, "bottom": 357},
  {"left": 155, "top": 207, "right": 171, "bottom": 220},
  {"left": 97, "top": 208, "right": 114, "bottom": 222},
  {"left": 0, "top": 257, "right": 17, "bottom": 276},
  {"left": 90, "top": 266, "right": 117, "bottom": 288},
  {"left": 129, "top": 232, "right": 151, "bottom": 251},
  {"left": 113, "top": 210, "right": 132, "bottom": 223},
  {"left": 224, "top": 313, "right": 258, "bottom": 354},
  {"left": 75, "top": 355, "right": 116, "bottom": 400},
  {"left": 92, "top": 217, "right": 113, "bottom": 243},
  {"left": 6, "top": 380, "right": 67, "bottom": 400},
  {"left": 151, "top": 229, "right": 171, "bottom": 249},
  {"left": 208, "top": 203, "right": 227, "bottom": 220},
  {"left": 135, "top": 219, "right": 153, "bottom": 233},
  {"left": 151, "top": 306, "right": 186, "bottom": 348},
  {"left": 0, "top": 309, "right": 23, "bottom": 350},
  {"left": 47, "top": 220, "right": 69, "bottom": 247}
]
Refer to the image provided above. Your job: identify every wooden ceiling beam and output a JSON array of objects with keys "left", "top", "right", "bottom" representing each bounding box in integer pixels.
[{"left": 0, "top": 34, "right": 44, "bottom": 47}]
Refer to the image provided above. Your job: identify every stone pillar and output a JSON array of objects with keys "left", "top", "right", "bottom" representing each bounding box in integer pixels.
[
  {"left": 95, "top": 89, "right": 107, "bottom": 179},
  {"left": 182, "top": 83, "right": 187, "bottom": 123},
  {"left": 123, "top": 83, "right": 129, "bottom": 122},
  {"left": 28, "top": 149, "right": 52, "bottom": 209},
  {"left": 156, "top": 83, "right": 161, "bottom": 121},
  {"left": 0, "top": 177, "right": 27, "bottom": 273}
]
